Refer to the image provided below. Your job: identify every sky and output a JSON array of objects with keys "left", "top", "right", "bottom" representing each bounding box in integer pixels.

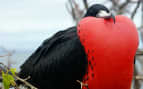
[
  {"left": 0, "top": 0, "right": 142, "bottom": 51},
  {"left": 0, "top": 0, "right": 105, "bottom": 51},
  {"left": 0, "top": 0, "right": 72, "bottom": 33},
  {"left": 0, "top": 0, "right": 74, "bottom": 51}
]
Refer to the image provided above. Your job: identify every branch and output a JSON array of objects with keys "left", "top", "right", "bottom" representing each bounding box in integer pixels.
[
  {"left": 119, "top": 0, "right": 130, "bottom": 10},
  {"left": 0, "top": 55, "right": 9, "bottom": 57},
  {"left": 131, "top": 0, "right": 141, "bottom": 19},
  {"left": 0, "top": 47, "right": 14, "bottom": 58},
  {"left": 135, "top": 75, "right": 143, "bottom": 80},
  {"left": 136, "top": 49, "right": 143, "bottom": 55},
  {"left": 0, "top": 62, "right": 38, "bottom": 89},
  {"left": 66, "top": 0, "right": 76, "bottom": 21},
  {"left": 15, "top": 76, "right": 37, "bottom": 89},
  {"left": 83, "top": 0, "right": 88, "bottom": 10},
  {"left": 110, "top": 0, "right": 118, "bottom": 7},
  {"left": 141, "top": 1, "right": 143, "bottom": 31},
  {"left": 76, "top": 80, "right": 88, "bottom": 89},
  {"left": 66, "top": 0, "right": 84, "bottom": 23}
]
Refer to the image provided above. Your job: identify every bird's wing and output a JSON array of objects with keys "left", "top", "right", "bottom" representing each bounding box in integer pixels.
[{"left": 19, "top": 27, "right": 87, "bottom": 89}]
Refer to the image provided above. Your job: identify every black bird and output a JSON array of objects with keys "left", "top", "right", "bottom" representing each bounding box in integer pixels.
[{"left": 18, "top": 4, "right": 114, "bottom": 89}]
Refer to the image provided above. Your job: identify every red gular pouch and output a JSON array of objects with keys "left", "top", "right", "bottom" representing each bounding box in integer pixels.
[{"left": 77, "top": 15, "right": 138, "bottom": 89}]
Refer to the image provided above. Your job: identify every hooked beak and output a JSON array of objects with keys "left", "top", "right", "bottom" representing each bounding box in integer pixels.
[
  {"left": 111, "top": 14, "right": 115, "bottom": 24},
  {"left": 96, "top": 10, "right": 116, "bottom": 24}
]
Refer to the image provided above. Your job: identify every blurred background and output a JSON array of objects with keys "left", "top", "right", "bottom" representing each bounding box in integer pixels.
[{"left": 0, "top": 0, "right": 143, "bottom": 89}]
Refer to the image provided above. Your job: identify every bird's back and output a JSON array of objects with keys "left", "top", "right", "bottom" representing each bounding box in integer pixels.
[{"left": 18, "top": 27, "right": 88, "bottom": 89}]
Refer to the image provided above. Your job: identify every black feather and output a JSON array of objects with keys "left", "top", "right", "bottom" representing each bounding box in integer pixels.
[{"left": 18, "top": 27, "right": 88, "bottom": 89}]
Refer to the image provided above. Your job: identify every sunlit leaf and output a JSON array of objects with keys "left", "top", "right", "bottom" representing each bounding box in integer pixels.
[
  {"left": 2, "top": 68, "right": 17, "bottom": 89},
  {"left": 2, "top": 71, "right": 10, "bottom": 89},
  {"left": 10, "top": 68, "right": 16, "bottom": 76}
]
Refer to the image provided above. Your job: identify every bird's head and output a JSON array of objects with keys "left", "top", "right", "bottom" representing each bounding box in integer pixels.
[{"left": 84, "top": 4, "right": 115, "bottom": 23}]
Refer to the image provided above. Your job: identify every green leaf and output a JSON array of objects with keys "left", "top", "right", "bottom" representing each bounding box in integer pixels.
[
  {"left": 2, "top": 71, "right": 10, "bottom": 89},
  {"left": 10, "top": 68, "right": 16, "bottom": 76},
  {"left": 2, "top": 69, "right": 16, "bottom": 89}
]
